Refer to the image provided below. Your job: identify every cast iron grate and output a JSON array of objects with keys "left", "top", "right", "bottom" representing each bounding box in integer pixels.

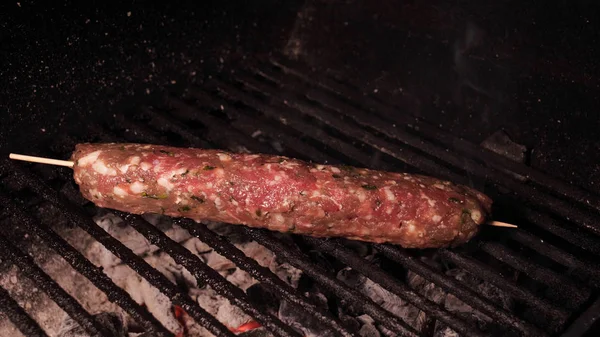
[{"left": 1, "top": 55, "right": 599, "bottom": 337}]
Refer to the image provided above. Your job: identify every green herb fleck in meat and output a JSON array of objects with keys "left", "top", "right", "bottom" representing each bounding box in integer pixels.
[
  {"left": 178, "top": 205, "right": 191, "bottom": 212},
  {"left": 461, "top": 209, "right": 472, "bottom": 224},
  {"left": 141, "top": 192, "right": 168, "bottom": 199},
  {"left": 228, "top": 181, "right": 235, "bottom": 186},
  {"left": 191, "top": 195, "right": 204, "bottom": 203},
  {"left": 332, "top": 174, "right": 341, "bottom": 179},
  {"left": 159, "top": 150, "right": 174, "bottom": 156},
  {"left": 340, "top": 165, "right": 354, "bottom": 172},
  {"left": 448, "top": 197, "right": 462, "bottom": 204},
  {"left": 203, "top": 165, "right": 216, "bottom": 170},
  {"left": 361, "top": 184, "right": 377, "bottom": 190},
  {"left": 119, "top": 145, "right": 126, "bottom": 150},
  {"left": 278, "top": 158, "right": 285, "bottom": 163},
  {"left": 255, "top": 209, "right": 262, "bottom": 217}
]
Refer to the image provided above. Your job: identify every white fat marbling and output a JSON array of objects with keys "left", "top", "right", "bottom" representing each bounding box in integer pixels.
[{"left": 78, "top": 150, "right": 102, "bottom": 167}]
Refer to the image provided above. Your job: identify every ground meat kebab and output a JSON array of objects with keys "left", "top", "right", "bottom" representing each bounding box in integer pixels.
[{"left": 71, "top": 143, "right": 492, "bottom": 248}]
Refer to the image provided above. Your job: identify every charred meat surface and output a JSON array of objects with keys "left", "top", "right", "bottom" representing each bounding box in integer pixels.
[{"left": 71, "top": 143, "right": 492, "bottom": 248}]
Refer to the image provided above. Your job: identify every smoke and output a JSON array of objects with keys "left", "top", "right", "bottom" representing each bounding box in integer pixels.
[{"left": 453, "top": 22, "right": 491, "bottom": 100}]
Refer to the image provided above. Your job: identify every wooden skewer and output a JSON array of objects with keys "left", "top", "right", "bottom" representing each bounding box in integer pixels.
[
  {"left": 487, "top": 221, "right": 518, "bottom": 228},
  {"left": 7, "top": 153, "right": 520, "bottom": 229},
  {"left": 9, "top": 154, "right": 74, "bottom": 168}
]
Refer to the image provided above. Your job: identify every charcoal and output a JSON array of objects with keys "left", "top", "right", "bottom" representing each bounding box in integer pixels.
[
  {"left": 481, "top": 130, "right": 527, "bottom": 164},
  {"left": 56, "top": 312, "right": 128, "bottom": 337},
  {"left": 278, "top": 299, "right": 337, "bottom": 337},
  {"left": 246, "top": 283, "right": 280, "bottom": 314}
]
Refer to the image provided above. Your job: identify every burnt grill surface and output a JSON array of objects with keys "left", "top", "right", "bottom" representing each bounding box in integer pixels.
[{"left": 1, "top": 55, "right": 600, "bottom": 337}]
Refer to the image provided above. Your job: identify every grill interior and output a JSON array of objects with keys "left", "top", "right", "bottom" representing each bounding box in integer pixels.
[{"left": 1, "top": 55, "right": 600, "bottom": 337}]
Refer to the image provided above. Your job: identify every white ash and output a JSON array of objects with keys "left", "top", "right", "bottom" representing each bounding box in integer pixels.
[
  {"left": 356, "top": 315, "right": 380, "bottom": 337},
  {"left": 0, "top": 206, "right": 303, "bottom": 337},
  {"left": 408, "top": 266, "right": 514, "bottom": 337},
  {"left": 89, "top": 211, "right": 304, "bottom": 336},
  {"left": 336, "top": 258, "right": 513, "bottom": 337},
  {"left": 56, "top": 312, "right": 128, "bottom": 337},
  {"left": 0, "top": 207, "right": 125, "bottom": 337},
  {"left": 337, "top": 267, "right": 429, "bottom": 335},
  {"left": 278, "top": 290, "right": 336, "bottom": 337}
]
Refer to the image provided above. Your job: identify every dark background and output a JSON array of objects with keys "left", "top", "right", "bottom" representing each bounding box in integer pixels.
[{"left": 1, "top": 0, "right": 599, "bottom": 193}]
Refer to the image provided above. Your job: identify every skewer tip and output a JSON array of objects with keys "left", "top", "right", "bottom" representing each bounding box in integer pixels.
[{"left": 487, "top": 221, "right": 518, "bottom": 228}]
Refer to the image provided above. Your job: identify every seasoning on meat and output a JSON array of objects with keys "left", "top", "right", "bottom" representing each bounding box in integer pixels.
[{"left": 71, "top": 143, "right": 493, "bottom": 248}]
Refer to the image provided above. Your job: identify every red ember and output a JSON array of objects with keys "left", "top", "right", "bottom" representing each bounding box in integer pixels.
[
  {"left": 229, "top": 320, "right": 262, "bottom": 333},
  {"left": 173, "top": 305, "right": 188, "bottom": 337}
]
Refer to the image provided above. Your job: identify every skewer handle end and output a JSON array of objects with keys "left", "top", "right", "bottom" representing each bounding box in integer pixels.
[{"left": 9, "top": 153, "right": 74, "bottom": 168}]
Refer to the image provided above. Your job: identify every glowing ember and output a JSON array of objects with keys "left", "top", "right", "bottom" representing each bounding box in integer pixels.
[
  {"left": 173, "top": 305, "right": 189, "bottom": 337},
  {"left": 229, "top": 320, "right": 262, "bottom": 333}
]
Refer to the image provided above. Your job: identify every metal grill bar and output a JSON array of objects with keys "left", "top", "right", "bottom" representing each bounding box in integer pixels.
[
  {"left": 478, "top": 241, "right": 589, "bottom": 308},
  {"left": 215, "top": 77, "right": 456, "bottom": 177},
  {"left": 560, "top": 297, "right": 600, "bottom": 337},
  {"left": 1, "top": 161, "right": 236, "bottom": 337},
  {"left": 73, "top": 127, "right": 358, "bottom": 337},
  {"left": 114, "top": 211, "right": 303, "bottom": 337},
  {"left": 168, "top": 94, "right": 336, "bottom": 164},
  {"left": 0, "top": 234, "right": 106, "bottom": 337},
  {"left": 118, "top": 109, "right": 568, "bottom": 335},
  {"left": 197, "top": 83, "right": 378, "bottom": 168},
  {"left": 188, "top": 73, "right": 577, "bottom": 331},
  {"left": 305, "top": 86, "right": 600, "bottom": 233},
  {"left": 113, "top": 114, "right": 167, "bottom": 145},
  {"left": 0, "top": 194, "right": 172, "bottom": 337},
  {"left": 141, "top": 104, "right": 272, "bottom": 154},
  {"left": 210, "top": 64, "right": 600, "bottom": 291},
  {"left": 506, "top": 230, "right": 600, "bottom": 287},
  {"left": 174, "top": 218, "right": 359, "bottom": 337},
  {"left": 267, "top": 56, "right": 600, "bottom": 214},
  {"left": 438, "top": 249, "right": 568, "bottom": 323},
  {"left": 140, "top": 106, "right": 214, "bottom": 149},
  {"left": 115, "top": 115, "right": 419, "bottom": 336},
  {"left": 242, "top": 65, "right": 600, "bottom": 237},
  {"left": 0, "top": 286, "right": 48, "bottom": 337},
  {"left": 128, "top": 84, "right": 580, "bottom": 334},
  {"left": 302, "top": 237, "right": 487, "bottom": 337},
  {"left": 520, "top": 208, "right": 600, "bottom": 257},
  {"left": 244, "top": 228, "right": 421, "bottom": 337},
  {"left": 376, "top": 244, "right": 545, "bottom": 336},
  {"left": 3, "top": 54, "right": 597, "bottom": 337}
]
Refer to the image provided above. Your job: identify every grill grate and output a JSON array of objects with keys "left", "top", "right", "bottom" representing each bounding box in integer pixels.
[
  {"left": 0, "top": 194, "right": 172, "bottom": 337},
  {"left": 0, "top": 286, "right": 48, "bottom": 337},
  {"left": 114, "top": 211, "right": 303, "bottom": 337},
  {"left": 172, "top": 219, "right": 356, "bottom": 337},
  {"left": 1, "top": 54, "right": 599, "bottom": 336},
  {"left": 0, "top": 234, "right": 107, "bottom": 336}
]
